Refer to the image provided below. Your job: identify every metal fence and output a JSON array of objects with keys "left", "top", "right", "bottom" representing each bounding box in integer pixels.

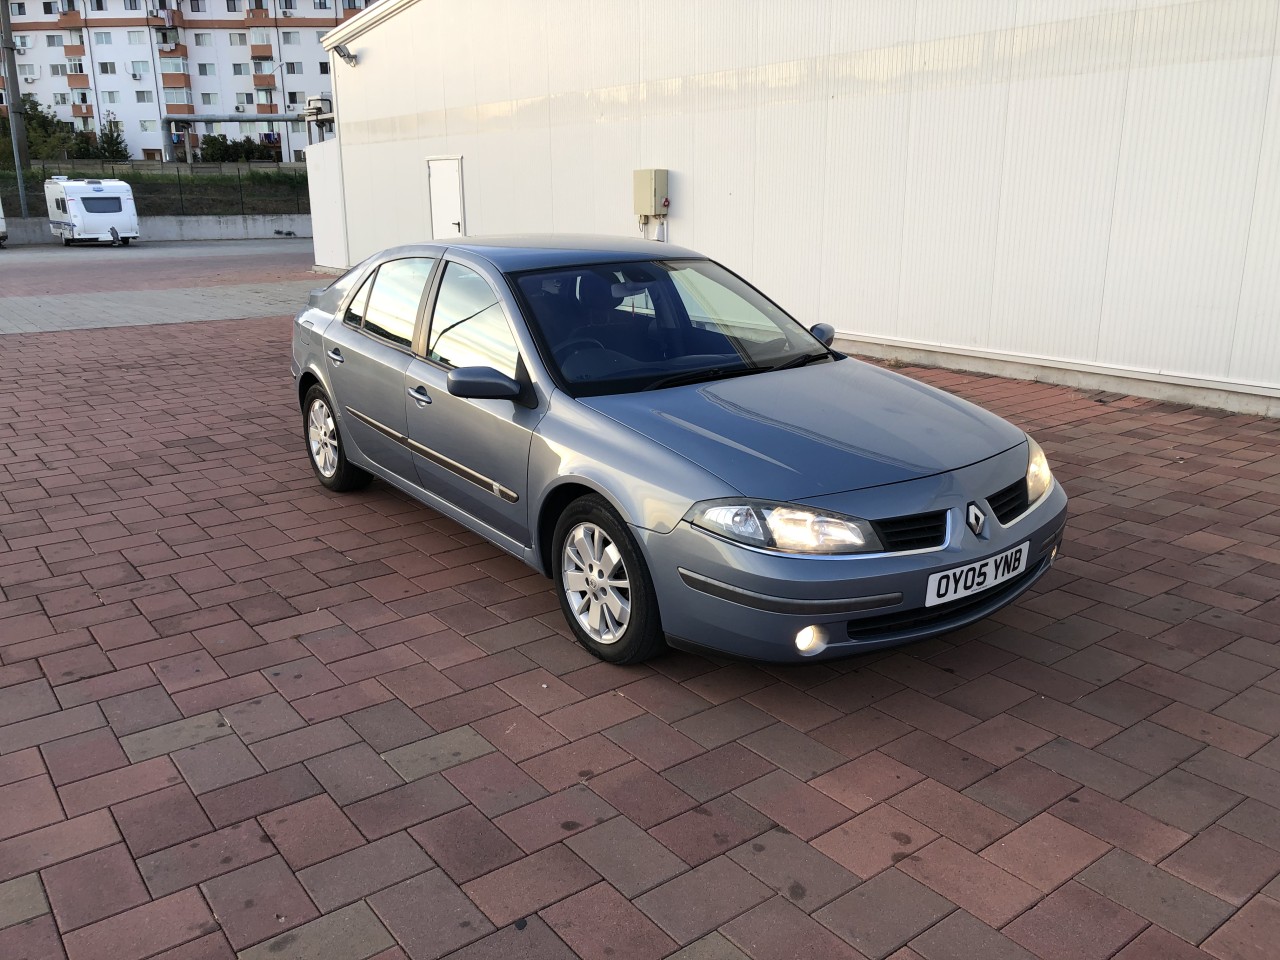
[{"left": 1, "top": 166, "right": 310, "bottom": 218}]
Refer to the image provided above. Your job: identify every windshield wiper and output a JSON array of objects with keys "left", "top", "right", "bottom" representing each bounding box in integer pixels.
[
  {"left": 770, "top": 351, "right": 830, "bottom": 372},
  {"left": 643, "top": 365, "right": 765, "bottom": 392}
]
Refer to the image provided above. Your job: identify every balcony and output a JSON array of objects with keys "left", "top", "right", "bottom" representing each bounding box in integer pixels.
[
  {"left": 249, "top": 44, "right": 273, "bottom": 59},
  {"left": 67, "top": 73, "right": 90, "bottom": 89},
  {"left": 161, "top": 72, "right": 191, "bottom": 88},
  {"left": 148, "top": 9, "right": 183, "bottom": 26},
  {"left": 156, "top": 42, "right": 188, "bottom": 58},
  {"left": 71, "top": 102, "right": 94, "bottom": 117},
  {"left": 246, "top": 7, "right": 270, "bottom": 20},
  {"left": 166, "top": 102, "right": 194, "bottom": 115},
  {"left": 64, "top": 44, "right": 85, "bottom": 57},
  {"left": 252, "top": 73, "right": 277, "bottom": 88},
  {"left": 57, "top": 10, "right": 85, "bottom": 27},
  {"left": 255, "top": 103, "right": 278, "bottom": 114}
]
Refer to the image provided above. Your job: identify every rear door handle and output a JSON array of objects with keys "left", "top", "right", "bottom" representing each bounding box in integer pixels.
[
  {"left": 407, "top": 385, "right": 432, "bottom": 405},
  {"left": 326, "top": 348, "right": 344, "bottom": 364}
]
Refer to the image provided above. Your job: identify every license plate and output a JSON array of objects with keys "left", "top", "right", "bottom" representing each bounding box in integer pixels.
[{"left": 926, "top": 542, "right": 1029, "bottom": 607}]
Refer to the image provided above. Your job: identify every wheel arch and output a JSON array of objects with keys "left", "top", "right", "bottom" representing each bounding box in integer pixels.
[{"left": 535, "top": 478, "right": 630, "bottom": 576}]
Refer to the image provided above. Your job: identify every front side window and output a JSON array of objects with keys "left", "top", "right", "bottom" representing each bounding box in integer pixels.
[
  {"left": 357, "top": 258, "right": 436, "bottom": 347},
  {"left": 514, "top": 259, "right": 830, "bottom": 396},
  {"left": 429, "top": 263, "right": 519, "bottom": 378}
]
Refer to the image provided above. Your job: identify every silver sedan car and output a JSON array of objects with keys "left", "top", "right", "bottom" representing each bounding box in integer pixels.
[{"left": 291, "top": 236, "right": 1068, "bottom": 663}]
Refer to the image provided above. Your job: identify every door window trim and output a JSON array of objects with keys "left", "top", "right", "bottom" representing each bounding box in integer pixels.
[{"left": 413, "top": 257, "right": 524, "bottom": 379}]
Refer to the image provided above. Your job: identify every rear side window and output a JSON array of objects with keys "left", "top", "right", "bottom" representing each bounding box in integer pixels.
[
  {"left": 361, "top": 257, "right": 436, "bottom": 347},
  {"left": 80, "top": 196, "right": 123, "bottom": 213}
]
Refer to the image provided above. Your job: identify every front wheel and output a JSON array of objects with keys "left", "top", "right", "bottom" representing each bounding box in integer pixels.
[
  {"left": 553, "top": 496, "right": 665, "bottom": 664},
  {"left": 302, "top": 385, "right": 371, "bottom": 492}
]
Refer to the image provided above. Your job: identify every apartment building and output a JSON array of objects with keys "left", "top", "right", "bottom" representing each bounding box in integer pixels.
[{"left": 2, "top": 0, "right": 367, "bottom": 160}]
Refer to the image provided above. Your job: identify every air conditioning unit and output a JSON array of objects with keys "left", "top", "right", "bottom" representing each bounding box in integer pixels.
[
  {"left": 131, "top": 72, "right": 142, "bottom": 79},
  {"left": 24, "top": 78, "right": 37, "bottom": 84},
  {"left": 15, "top": 48, "right": 27, "bottom": 55},
  {"left": 281, "top": 9, "right": 292, "bottom": 15},
  {"left": 234, "top": 104, "right": 246, "bottom": 112}
]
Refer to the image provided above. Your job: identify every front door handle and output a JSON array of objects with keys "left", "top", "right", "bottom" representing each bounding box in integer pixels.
[
  {"left": 407, "top": 385, "right": 432, "bottom": 405},
  {"left": 326, "top": 348, "right": 344, "bottom": 364}
]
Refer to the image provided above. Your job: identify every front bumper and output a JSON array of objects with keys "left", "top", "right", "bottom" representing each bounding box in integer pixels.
[{"left": 635, "top": 453, "right": 1069, "bottom": 662}]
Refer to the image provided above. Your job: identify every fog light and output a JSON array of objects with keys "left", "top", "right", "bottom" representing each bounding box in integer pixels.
[
  {"left": 1050, "top": 544, "right": 1059, "bottom": 563},
  {"left": 795, "top": 625, "right": 827, "bottom": 656}
]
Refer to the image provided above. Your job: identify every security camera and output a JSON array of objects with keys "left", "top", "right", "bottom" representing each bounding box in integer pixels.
[{"left": 333, "top": 44, "right": 358, "bottom": 66}]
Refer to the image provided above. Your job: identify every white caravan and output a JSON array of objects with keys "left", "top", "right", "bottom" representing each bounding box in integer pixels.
[{"left": 45, "top": 177, "right": 139, "bottom": 246}]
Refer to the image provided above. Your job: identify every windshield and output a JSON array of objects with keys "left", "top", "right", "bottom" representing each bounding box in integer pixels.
[{"left": 513, "top": 259, "right": 833, "bottom": 396}]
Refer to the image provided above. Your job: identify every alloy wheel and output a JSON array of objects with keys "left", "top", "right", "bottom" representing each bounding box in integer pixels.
[
  {"left": 307, "top": 398, "right": 339, "bottom": 478},
  {"left": 562, "top": 521, "right": 631, "bottom": 644}
]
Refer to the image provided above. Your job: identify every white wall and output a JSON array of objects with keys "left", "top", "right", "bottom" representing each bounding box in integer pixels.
[
  {"left": 320, "top": 0, "right": 1280, "bottom": 399},
  {"left": 305, "top": 138, "right": 346, "bottom": 267}
]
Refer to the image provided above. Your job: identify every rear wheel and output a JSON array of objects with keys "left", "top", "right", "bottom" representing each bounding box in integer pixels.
[
  {"left": 553, "top": 495, "right": 665, "bottom": 664},
  {"left": 302, "top": 385, "right": 371, "bottom": 492}
]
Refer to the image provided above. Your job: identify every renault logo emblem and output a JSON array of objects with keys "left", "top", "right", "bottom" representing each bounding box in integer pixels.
[{"left": 966, "top": 503, "right": 986, "bottom": 537}]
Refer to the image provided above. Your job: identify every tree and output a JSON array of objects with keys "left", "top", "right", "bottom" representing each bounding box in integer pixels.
[
  {"left": 19, "top": 95, "right": 75, "bottom": 161},
  {"left": 198, "top": 133, "right": 235, "bottom": 162},
  {"left": 97, "top": 113, "right": 131, "bottom": 161}
]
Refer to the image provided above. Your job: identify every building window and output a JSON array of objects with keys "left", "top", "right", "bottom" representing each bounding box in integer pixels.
[
  {"left": 289, "top": 120, "right": 304, "bottom": 132},
  {"left": 201, "top": 92, "right": 218, "bottom": 105},
  {"left": 194, "top": 33, "right": 212, "bottom": 46},
  {"left": 226, "top": 0, "right": 239, "bottom": 11},
  {"left": 189, "top": 0, "right": 205, "bottom": 8},
  {"left": 131, "top": 60, "right": 150, "bottom": 74},
  {"left": 99, "top": 61, "right": 116, "bottom": 74},
  {"left": 90, "top": 0, "right": 104, "bottom": 9},
  {"left": 128, "top": 29, "right": 145, "bottom": 44},
  {"left": 255, "top": 89, "right": 273, "bottom": 104},
  {"left": 156, "top": 28, "right": 179, "bottom": 44},
  {"left": 236, "top": 92, "right": 253, "bottom": 105},
  {"left": 46, "top": 34, "right": 64, "bottom": 47},
  {"left": 53, "top": 92, "right": 71, "bottom": 105},
  {"left": 319, "top": 61, "right": 329, "bottom": 75},
  {"left": 313, "top": 0, "right": 328, "bottom": 8},
  {"left": 107, "top": 119, "right": 123, "bottom": 134},
  {"left": 48, "top": 63, "right": 67, "bottom": 76},
  {"left": 159, "top": 57, "right": 188, "bottom": 73},
  {"left": 103, "top": 90, "right": 119, "bottom": 103},
  {"left": 239, "top": 122, "right": 256, "bottom": 135},
  {"left": 229, "top": 32, "right": 247, "bottom": 46},
  {"left": 92, "top": 30, "right": 111, "bottom": 43},
  {"left": 18, "top": 62, "right": 37, "bottom": 76},
  {"left": 285, "top": 62, "right": 301, "bottom": 74},
  {"left": 140, "top": 119, "right": 157, "bottom": 132},
  {"left": 280, "top": 0, "right": 294, "bottom": 8},
  {"left": 293, "top": 149, "right": 305, "bottom": 162},
  {"left": 124, "top": 0, "right": 139, "bottom": 8},
  {"left": 232, "top": 62, "right": 249, "bottom": 75},
  {"left": 14, "top": 34, "right": 29, "bottom": 47},
  {"left": 136, "top": 89, "right": 153, "bottom": 102},
  {"left": 250, "top": 27, "right": 270, "bottom": 43},
  {"left": 66, "top": 57, "right": 84, "bottom": 73},
  {"left": 286, "top": 90, "right": 303, "bottom": 104},
  {"left": 164, "top": 88, "right": 192, "bottom": 104},
  {"left": 42, "top": 1, "right": 54, "bottom": 12},
  {"left": 204, "top": 121, "right": 219, "bottom": 133},
  {"left": 281, "top": 31, "right": 299, "bottom": 45},
  {"left": 252, "top": 59, "right": 274, "bottom": 74},
  {"left": 198, "top": 62, "right": 215, "bottom": 75},
  {"left": 10, "top": 2, "right": 26, "bottom": 14}
]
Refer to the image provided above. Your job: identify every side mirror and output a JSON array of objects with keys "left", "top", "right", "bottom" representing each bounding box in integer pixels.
[
  {"left": 810, "top": 322, "right": 836, "bottom": 347},
  {"left": 447, "top": 366, "right": 522, "bottom": 400}
]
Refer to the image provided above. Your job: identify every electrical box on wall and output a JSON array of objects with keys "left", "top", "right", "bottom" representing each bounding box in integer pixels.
[{"left": 633, "top": 168, "right": 669, "bottom": 217}]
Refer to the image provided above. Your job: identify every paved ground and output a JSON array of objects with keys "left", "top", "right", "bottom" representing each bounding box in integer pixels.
[
  {"left": 0, "top": 239, "right": 317, "bottom": 334},
  {"left": 2, "top": 242, "right": 1280, "bottom": 960}
]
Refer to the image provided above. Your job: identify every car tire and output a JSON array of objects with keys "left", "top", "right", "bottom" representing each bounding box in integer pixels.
[
  {"left": 302, "top": 385, "right": 371, "bottom": 492},
  {"left": 553, "top": 495, "right": 665, "bottom": 664}
]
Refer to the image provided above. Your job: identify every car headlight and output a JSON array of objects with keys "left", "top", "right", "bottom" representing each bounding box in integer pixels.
[
  {"left": 686, "top": 500, "right": 884, "bottom": 555},
  {"left": 1026, "top": 436, "right": 1053, "bottom": 503}
]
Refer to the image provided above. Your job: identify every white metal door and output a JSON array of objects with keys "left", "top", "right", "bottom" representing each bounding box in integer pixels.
[{"left": 427, "top": 157, "right": 465, "bottom": 239}]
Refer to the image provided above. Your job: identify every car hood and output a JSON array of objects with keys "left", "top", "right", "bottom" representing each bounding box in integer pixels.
[{"left": 578, "top": 358, "right": 1027, "bottom": 501}]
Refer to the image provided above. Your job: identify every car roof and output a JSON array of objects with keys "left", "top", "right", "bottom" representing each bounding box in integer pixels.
[{"left": 380, "top": 234, "right": 704, "bottom": 272}]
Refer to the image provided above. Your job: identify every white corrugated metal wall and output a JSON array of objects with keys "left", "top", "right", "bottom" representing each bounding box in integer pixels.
[{"left": 320, "top": 0, "right": 1280, "bottom": 400}]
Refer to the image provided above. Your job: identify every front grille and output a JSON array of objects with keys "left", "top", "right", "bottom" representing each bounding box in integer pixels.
[
  {"left": 844, "top": 558, "right": 1044, "bottom": 641},
  {"left": 871, "top": 511, "right": 948, "bottom": 552},
  {"left": 987, "top": 477, "right": 1029, "bottom": 525}
]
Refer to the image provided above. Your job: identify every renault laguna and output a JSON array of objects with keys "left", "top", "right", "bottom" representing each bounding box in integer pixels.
[{"left": 291, "top": 236, "right": 1067, "bottom": 663}]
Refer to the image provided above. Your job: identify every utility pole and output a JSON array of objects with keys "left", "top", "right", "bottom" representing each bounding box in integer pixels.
[{"left": 1, "top": 0, "right": 31, "bottom": 216}]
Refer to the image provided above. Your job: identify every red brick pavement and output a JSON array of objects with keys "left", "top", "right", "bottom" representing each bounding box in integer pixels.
[{"left": 2, "top": 316, "right": 1280, "bottom": 960}]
